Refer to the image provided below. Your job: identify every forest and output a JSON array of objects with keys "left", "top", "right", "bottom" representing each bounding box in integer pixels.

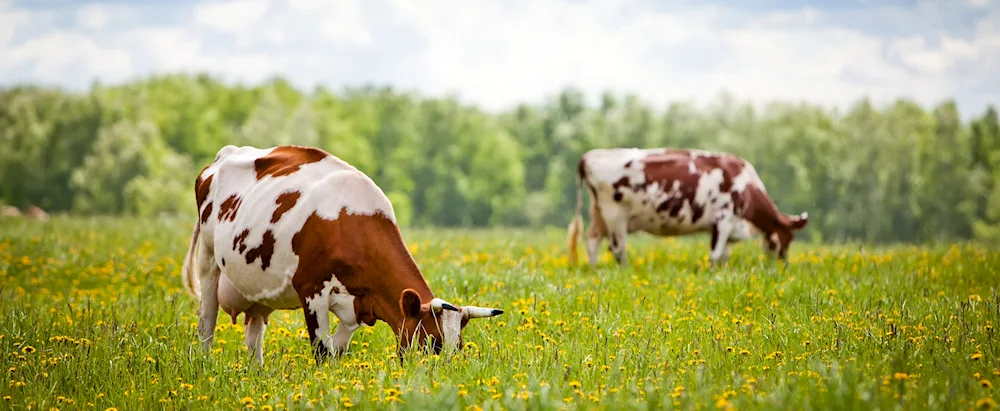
[{"left": 1, "top": 73, "right": 998, "bottom": 244}]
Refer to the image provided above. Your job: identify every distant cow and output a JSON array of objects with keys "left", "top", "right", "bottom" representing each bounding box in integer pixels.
[
  {"left": 1, "top": 206, "right": 20, "bottom": 217},
  {"left": 24, "top": 206, "right": 49, "bottom": 221},
  {"left": 568, "top": 148, "right": 808, "bottom": 266},
  {"left": 182, "top": 145, "right": 503, "bottom": 365}
]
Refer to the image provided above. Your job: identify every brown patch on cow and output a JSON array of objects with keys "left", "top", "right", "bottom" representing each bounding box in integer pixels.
[
  {"left": 254, "top": 146, "right": 330, "bottom": 180},
  {"left": 195, "top": 171, "right": 213, "bottom": 210},
  {"left": 233, "top": 229, "right": 250, "bottom": 254},
  {"left": 332, "top": 287, "right": 340, "bottom": 294},
  {"left": 245, "top": 230, "right": 276, "bottom": 271},
  {"left": 690, "top": 203, "right": 704, "bottom": 223},
  {"left": 200, "top": 201, "right": 213, "bottom": 224},
  {"left": 612, "top": 176, "right": 631, "bottom": 202},
  {"left": 624, "top": 160, "right": 633, "bottom": 168},
  {"left": 612, "top": 176, "right": 630, "bottom": 190},
  {"left": 290, "top": 208, "right": 445, "bottom": 350},
  {"left": 218, "top": 194, "right": 243, "bottom": 222},
  {"left": 640, "top": 150, "right": 749, "bottom": 224},
  {"left": 271, "top": 191, "right": 301, "bottom": 223}
]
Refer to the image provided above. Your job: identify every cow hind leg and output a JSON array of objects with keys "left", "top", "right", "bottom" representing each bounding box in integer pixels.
[
  {"left": 602, "top": 205, "right": 629, "bottom": 265},
  {"left": 584, "top": 202, "right": 607, "bottom": 267},
  {"left": 584, "top": 225, "right": 604, "bottom": 268},
  {"left": 244, "top": 314, "right": 267, "bottom": 365},
  {"left": 196, "top": 242, "right": 221, "bottom": 350}
]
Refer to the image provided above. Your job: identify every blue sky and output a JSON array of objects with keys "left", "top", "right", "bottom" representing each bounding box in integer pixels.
[{"left": 1, "top": 0, "right": 998, "bottom": 116}]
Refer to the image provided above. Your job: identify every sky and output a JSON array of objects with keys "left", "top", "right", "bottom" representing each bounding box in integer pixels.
[{"left": 1, "top": 0, "right": 998, "bottom": 116}]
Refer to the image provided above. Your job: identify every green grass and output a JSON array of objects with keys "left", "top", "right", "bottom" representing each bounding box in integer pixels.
[{"left": 1, "top": 216, "right": 998, "bottom": 410}]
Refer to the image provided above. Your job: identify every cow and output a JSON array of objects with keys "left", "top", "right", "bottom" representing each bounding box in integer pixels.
[
  {"left": 567, "top": 147, "right": 809, "bottom": 267},
  {"left": 1, "top": 206, "right": 20, "bottom": 218},
  {"left": 181, "top": 144, "right": 504, "bottom": 366},
  {"left": 24, "top": 205, "right": 49, "bottom": 221}
]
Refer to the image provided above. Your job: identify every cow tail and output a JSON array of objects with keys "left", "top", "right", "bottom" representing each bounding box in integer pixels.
[
  {"left": 567, "top": 159, "right": 585, "bottom": 266},
  {"left": 181, "top": 220, "right": 202, "bottom": 299}
]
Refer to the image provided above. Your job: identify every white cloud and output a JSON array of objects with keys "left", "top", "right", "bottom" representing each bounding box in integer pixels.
[
  {"left": 75, "top": 3, "right": 110, "bottom": 30},
  {"left": 318, "top": 0, "right": 371, "bottom": 47},
  {"left": 3, "top": 31, "right": 132, "bottom": 80},
  {"left": 194, "top": 0, "right": 269, "bottom": 34},
  {"left": 0, "top": 0, "right": 997, "bottom": 116},
  {"left": 0, "top": 0, "right": 29, "bottom": 47}
]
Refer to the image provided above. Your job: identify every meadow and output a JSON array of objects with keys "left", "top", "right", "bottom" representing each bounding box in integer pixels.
[{"left": 0, "top": 216, "right": 998, "bottom": 410}]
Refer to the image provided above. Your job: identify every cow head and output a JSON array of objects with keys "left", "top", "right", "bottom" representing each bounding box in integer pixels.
[
  {"left": 397, "top": 289, "right": 503, "bottom": 355},
  {"left": 762, "top": 212, "right": 809, "bottom": 260}
]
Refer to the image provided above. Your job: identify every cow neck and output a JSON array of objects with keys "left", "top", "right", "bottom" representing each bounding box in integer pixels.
[{"left": 352, "top": 218, "right": 435, "bottom": 334}]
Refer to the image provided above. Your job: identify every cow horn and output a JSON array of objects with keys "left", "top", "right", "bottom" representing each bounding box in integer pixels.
[
  {"left": 429, "top": 298, "right": 459, "bottom": 312},
  {"left": 462, "top": 306, "right": 504, "bottom": 319}
]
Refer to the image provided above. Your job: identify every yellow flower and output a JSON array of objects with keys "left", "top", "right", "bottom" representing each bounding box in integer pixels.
[
  {"left": 982, "top": 380, "right": 993, "bottom": 389},
  {"left": 568, "top": 380, "right": 581, "bottom": 389},
  {"left": 976, "top": 398, "right": 997, "bottom": 409},
  {"left": 973, "top": 353, "right": 984, "bottom": 361},
  {"left": 21, "top": 346, "right": 35, "bottom": 354},
  {"left": 241, "top": 396, "right": 254, "bottom": 405}
]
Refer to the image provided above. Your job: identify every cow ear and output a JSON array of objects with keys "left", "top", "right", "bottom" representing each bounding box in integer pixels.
[{"left": 399, "top": 289, "right": 423, "bottom": 318}]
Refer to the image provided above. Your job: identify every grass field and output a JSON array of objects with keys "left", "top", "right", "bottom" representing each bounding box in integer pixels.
[{"left": 1, "top": 216, "right": 998, "bottom": 410}]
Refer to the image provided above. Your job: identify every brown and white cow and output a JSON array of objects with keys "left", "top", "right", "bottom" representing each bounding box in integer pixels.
[
  {"left": 24, "top": 205, "right": 49, "bottom": 221},
  {"left": 568, "top": 148, "right": 809, "bottom": 266},
  {"left": 181, "top": 144, "right": 503, "bottom": 365},
  {"left": 1, "top": 206, "right": 20, "bottom": 218}
]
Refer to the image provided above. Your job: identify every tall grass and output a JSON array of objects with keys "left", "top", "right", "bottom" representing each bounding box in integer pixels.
[{"left": 1, "top": 216, "right": 997, "bottom": 410}]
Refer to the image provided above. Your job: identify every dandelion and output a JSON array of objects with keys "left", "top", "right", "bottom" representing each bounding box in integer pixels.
[{"left": 569, "top": 380, "right": 581, "bottom": 389}]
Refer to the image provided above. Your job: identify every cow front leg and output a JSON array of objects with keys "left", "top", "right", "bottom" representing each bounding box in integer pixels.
[
  {"left": 710, "top": 220, "right": 734, "bottom": 265},
  {"left": 295, "top": 281, "right": 337, "bottom": 365},
  {"left": 331, "top": 321, "right": 359, "bottom": 357},
  {"left": 196, "top": 243, "right": 221, "bottom": 351},
  {"left": 244, "top": 314, "right": 267, "bottom": 365}
]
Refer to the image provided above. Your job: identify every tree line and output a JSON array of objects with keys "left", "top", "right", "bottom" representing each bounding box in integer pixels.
[{"left": 1, "top": 73, "right": 998, "bottom": 244}]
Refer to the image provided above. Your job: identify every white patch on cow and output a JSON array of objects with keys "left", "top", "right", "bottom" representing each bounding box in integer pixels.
[
  {"left": 731, "top": 162, "right": 764, "bottom": 194},
  {"left": 729, "top": 218, "right": 756, "bottom": 242},
  {"left": 694, "top": 168, "right": 725, "bottom": 222},
  {"left": 439, "top": 310, "right": 463, "bottom": 349},
  {"left": 582, "top": 147, "right": 665, "bottom": 188}
]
